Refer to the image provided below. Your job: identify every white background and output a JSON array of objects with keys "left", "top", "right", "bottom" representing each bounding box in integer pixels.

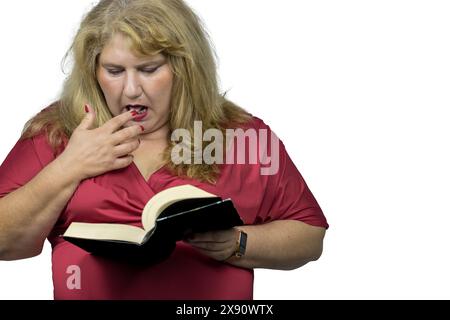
[{"left": 0, "top": 0, "right": 449, "bottom": 300}]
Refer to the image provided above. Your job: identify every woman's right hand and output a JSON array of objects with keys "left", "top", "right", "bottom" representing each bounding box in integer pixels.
[{"left": 56, "top": 105, "right": 144, "bottom": 182}]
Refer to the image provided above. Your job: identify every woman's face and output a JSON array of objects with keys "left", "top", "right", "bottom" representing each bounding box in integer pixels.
[{"left": 96, "top": 33, "right": 173, "bottom": 137}]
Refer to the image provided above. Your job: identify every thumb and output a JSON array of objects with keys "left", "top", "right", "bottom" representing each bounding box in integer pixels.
[{"left": 78, "top": 104, "right": 96, "bottom": 130}]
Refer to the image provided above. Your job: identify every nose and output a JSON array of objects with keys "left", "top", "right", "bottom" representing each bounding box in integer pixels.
[{"left": 124, "top": 72, "right": 143, "bottom": 99}]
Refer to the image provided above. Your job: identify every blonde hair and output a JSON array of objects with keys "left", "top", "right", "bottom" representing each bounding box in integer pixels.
[{"left": 21, "top": 0, "right": 251, "bottom": 184}]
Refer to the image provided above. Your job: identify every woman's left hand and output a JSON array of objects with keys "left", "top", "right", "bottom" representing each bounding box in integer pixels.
[{"left": 183, "top": 228, "right": 238, "bottom": 262}]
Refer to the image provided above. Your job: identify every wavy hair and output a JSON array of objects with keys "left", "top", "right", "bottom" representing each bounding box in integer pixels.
[{"left": 21, "top": 0, "right": 251, "bottom": 184}]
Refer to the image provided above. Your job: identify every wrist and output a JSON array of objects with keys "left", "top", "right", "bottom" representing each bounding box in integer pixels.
[
  {"left": 225, "top": 228, "right": 248, "bottom": 262},
  {"left": 53, "top": 154, "right": 84, "bottom": 185}
]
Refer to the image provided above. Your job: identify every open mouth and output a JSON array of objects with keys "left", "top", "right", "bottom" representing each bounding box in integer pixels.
[{"left": 125, "top": 105, "right": 148, "bottom": 114}]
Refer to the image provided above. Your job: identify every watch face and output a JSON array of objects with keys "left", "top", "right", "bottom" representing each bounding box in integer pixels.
[{"left": 237, "top": 231, "right": 247, "bottom": 256}]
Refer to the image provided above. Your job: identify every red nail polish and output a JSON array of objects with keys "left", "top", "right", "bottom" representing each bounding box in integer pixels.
[
  {"left": 84, "top": 105, "right": 89, "bottom": 113},
  {"left": 131, "top": 111, "right": 138, "bottom": 117},
  {"left": 140, "top": 125, "right": 145, "bottom": 132}
]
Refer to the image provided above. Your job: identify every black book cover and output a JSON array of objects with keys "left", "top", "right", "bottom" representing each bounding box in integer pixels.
[{"left": 63, "top": 198, "right": 243, "bottom": 264}]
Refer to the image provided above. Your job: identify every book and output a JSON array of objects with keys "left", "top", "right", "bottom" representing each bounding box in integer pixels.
[{"left": 62, "top": 184, "right": 243, "bottom": 264}]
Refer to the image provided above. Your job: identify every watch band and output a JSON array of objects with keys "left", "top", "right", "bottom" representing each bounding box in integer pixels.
[{"left": 234, "top": 230, "right": 247, "bottom": 258}]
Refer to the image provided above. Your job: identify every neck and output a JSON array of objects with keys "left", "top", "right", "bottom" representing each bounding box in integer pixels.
[{"left": 140, "top": 123, "right": 170, "bottom": 144}]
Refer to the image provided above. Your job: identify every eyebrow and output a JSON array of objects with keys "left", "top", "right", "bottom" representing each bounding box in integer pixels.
[{"left": 101, "top": 59, "right": 165, "bottom": 69}]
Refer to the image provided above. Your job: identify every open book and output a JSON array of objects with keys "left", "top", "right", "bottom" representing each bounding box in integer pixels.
[{"left": 63, "top": 184, "right": 243, "bottom": 264}]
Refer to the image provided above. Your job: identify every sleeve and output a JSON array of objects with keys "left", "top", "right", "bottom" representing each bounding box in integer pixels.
[
  {"left": 0, "top": 133, "right": 54, "bottom": 198},
  {"left": 256, "top": 119, "right": 329, "bottom": 229}
]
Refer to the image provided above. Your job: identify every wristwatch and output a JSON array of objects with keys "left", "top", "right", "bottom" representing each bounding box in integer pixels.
[{"left": 233, "top": 229, "right": 248, "bottom": 258}]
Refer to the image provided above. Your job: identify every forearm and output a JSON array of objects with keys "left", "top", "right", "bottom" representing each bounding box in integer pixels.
[
  {"left": 0, "top": 157, "right": 81, "bottom": 260},
  {"left": 228, "top": 220, "right": 326, "bottom": 270}
]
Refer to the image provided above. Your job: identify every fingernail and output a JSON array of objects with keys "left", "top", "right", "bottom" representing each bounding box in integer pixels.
[
  {"left": 140, "top": 125, "right": 145, "bottom": 132},
  {"left": 131, "top": 111, "right": 138, "bottom": 117},
  {"left": 84, "top": 104, "right": 89, "bottom": 113}
]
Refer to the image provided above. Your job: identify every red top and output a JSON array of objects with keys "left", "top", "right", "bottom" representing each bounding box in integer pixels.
[{"left": 0, "top": 116, "right": 328, "bottom": 300}]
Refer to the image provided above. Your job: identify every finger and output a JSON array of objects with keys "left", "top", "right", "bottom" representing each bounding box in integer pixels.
[
  {"left": 113, "top": 139, "right": 141, "bottom": 158},
  {"left": 187, "top": 241, "right": 231, "bottom": 252},
  {"left": 187, "top": 230, "right": 234, "bottom": 243},
  {"left": 110, "top": 124, "right": 144, "bottom": 146},
  {"left": 194, "top": 248, "right": 231, "bottom": 262},
  {"left": 111, "top": 154, "right": 135, "bottom": 170},
  {"left": 102, "top": 110, "right": 140, "bottom": 134},
  {"left": 77, "top": 104, "right": 97, "bottom": 131}
]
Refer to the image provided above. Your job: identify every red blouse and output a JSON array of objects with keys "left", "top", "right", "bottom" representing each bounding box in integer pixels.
[{"left": 0, "top": 116, "right": 328, "bottom": 300}]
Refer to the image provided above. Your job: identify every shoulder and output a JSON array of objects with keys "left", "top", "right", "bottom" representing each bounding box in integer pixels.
[
  {"left": 19, "top": 102, "right": 68, "bottom": 164},
  {"left": 222, "top": 115, "right": 283, "bottom": 170},
  {"left": 236, "top": 115, "right": 281, "bottom": 144},
  {"left": 14, "top": 132, "right": 58, "bottom": 168},
  {"left": 226, "top": 115, "right": 282, "bottom": 153},
  {"left": 30, "top": 131, "right": 55, "bottom": 151},
  {"left": 234, "top": 115, "right": 274, "bottom": 133}
]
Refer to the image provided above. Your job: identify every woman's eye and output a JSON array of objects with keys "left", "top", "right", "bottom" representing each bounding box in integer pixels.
[
  {"left": 107, "top": 69, "right": 122, "bottom": 75},
  {"left": 142, "top": 67, "right": 159, "bottom": 74},
  {"left": 106, "top": 67, "right": 159, "bottom": 76}
]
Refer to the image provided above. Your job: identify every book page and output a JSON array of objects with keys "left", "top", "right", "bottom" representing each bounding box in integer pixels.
[
  {"left": 64, "top": 222, "right": 147, "bottom": 244},
  {"left": 141, "top": 184, "right": 217, "bottom": 231}
]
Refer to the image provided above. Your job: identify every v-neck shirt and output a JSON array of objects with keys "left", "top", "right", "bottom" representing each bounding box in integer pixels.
[{"left": 0, "top": 116, "right": 328, "bottom": 299}]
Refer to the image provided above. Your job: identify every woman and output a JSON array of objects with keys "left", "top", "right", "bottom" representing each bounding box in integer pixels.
[{"left": 0, "top": 0, "right": 328, "bottom": 299}]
